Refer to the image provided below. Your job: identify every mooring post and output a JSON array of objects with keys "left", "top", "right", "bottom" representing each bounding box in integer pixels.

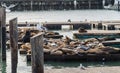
[
  {"left": 0, "top": 7, "right": 6, "bottom": 61},
  {"left": 31, "top": 33, "right": 44, "bottom": 73},
  {"left": 9, "top": 18, "right": 18, "bottom": 73}
]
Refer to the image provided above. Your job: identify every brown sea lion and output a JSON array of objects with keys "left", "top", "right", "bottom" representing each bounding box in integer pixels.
[
  {"left": 50, "top": 50, "right": 63, "bottom": 55},
  {"left": 20, "top": 43, "right": 31, "bottom": 51},
  {"left": 64, "top": 36, "right": 72, "bottom": 45},
  {"left": 78, "top": 27, "right": 87, "bottom": 33}
]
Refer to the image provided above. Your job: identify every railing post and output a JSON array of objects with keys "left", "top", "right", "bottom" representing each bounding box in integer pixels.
[
  {"left": 31, "top": 33, "right": 44, "bottom": 73},
  {"left": 9, "top": 18, "right": 18, "bottom": 73}
]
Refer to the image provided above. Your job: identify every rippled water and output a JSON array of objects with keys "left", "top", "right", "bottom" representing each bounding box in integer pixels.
[
  {"left": 6, "top": 9, "right": 120, "bottom": 23},
  {"left": 1, "top": 9, "right": 120, "bottom": 73}
]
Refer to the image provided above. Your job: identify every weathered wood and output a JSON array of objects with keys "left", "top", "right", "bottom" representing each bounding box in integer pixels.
[
  {"left": 0, "top": 7, "right": 6, "bottom": 27},
  {"left": 9, "top": 18, "right": 18, "bottom": 73},
  {"left": 0, "top": 7, "right": 6, "bottom": 61},
  {"left": 31, "top": 33, "right": 44, "bottom": 73},
  {"left": 0, "top": 7, "right": 5, "bottom": 71},
  {"left": 2, "top": 27, "right": 6, "bottom": 60},
  {"left": 0, "top": 21, "right": 2, "bottom": 71}
]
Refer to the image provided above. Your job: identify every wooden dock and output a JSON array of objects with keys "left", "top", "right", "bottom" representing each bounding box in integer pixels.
[
  {"left": 42, "top": 21, "right": 91, "bottom": 30},
  {"left": 74, "top": 30, "right": 120, "bottom": 39},
  {"left": 27, "top": 53, "right": 120, "bottom": 62},
  {"left": 6, "top": 22, "right": 39, "bottom": 27},
  {"left": 102, "top": 39, "right": 120, "bottom": 48}
]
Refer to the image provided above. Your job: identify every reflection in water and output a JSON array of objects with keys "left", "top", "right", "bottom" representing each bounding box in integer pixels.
[
  {"left": 25, "top": 60, "right": 120, "bottom": 69},
  {"left": 2, "top": 61, "right": 6, "bottom": 73},
  {"left": 0, "top": 57, "right": 1, "bottom": 70}
]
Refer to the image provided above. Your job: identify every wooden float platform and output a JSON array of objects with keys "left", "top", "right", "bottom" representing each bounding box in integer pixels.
[
  {"left": 19, "top": 49, "right": 27, "bottom": 54},
  {"left": 73, "top": 30, "right": 120, "bottom": 39},
  {"left": 6, "top": 22, "right": 39, "bottom": 27},
  {"left": 6, "top": 41, "right": 23, "bottom": 49},
  {"left": 102, "top": 41, "right": 120, "bottom": 46},
  {"left": 44, "top": 35, "right": 63, "bottom": 39},
  {"left": 90, "top": 20, "right": 120, "bottom": 24},
  {"left": 27, "top": 53, "right": 120, "bottom": 62},
  {"left": 102, "top": 40, "right": 120, "bottom": 48},
  {"left": 42, "top": 21, "right": 91, "bottom": 30}
]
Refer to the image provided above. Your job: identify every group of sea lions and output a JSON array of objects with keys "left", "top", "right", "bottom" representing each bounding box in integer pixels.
[
  {"left": 18, "top": 28, "right": 120, "bottom": 56},
  {"left": 42, "top": 37, "right": 120, "bottom": 56},
  {"left": 6, "top": 27, "right": 120, "bottom": 57}
]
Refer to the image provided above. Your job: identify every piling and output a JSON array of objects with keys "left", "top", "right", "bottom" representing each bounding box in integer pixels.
[
  {"left": 30, "top": 1, "right": 33, "bottom": 10},
  {"left": 0, "top": 21, "right": 2, "bottom": 71},
  {"left": 118, "top": 1, "right": 120, "bottom": 11},
  {"left": 88, "top": 0, "right": 91, "bottom": 9},
  {"left": 0, "top": 7, "right": 6, "bottom": 61},
  {"left": 9, "top": 18, "right": 18, "bottom": 73},
  {"left": 31, "top": 33, "right": 44, "bottom": 73}
]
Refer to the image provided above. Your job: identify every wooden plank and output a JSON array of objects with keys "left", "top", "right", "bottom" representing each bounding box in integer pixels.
[
  {"left": 0, "top": 7, "right": 6, "bottom": 27},
  {"left": 9, "top": 18, "right": 18, "bottom": 73},
  {"left": 0, "top": 7, "right": 6, "bottom": 61},
  {"left": 0, "top": 8, "right": 6, "bottom": 61},
  {"left": 2, "top": 27, "right": 6, "bottom": 60},
  {"left": 31, "top": 33, "right": 44, "bottom": 73},
  {"left": 0, "top": 7, "right": 6, "bottom": 69}
]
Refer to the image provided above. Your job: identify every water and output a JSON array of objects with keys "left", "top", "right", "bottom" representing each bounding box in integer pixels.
[
  {"left": 6, "top": 10, "right": 120, "bottom": 23},
  {"left": 4, "top": 49, "right": 120, "bottom": 73},
  {"left": 2, "top": 9, "right": 120, "bottom": 73}
]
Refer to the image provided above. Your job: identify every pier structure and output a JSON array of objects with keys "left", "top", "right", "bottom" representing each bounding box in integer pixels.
[
  {"left": 42, "top": 20, "right": 120, "bottom": 30},
  {"left": 90, "top": 20, "right": 120, "bottom": 30},
  {"left": 42, "top": 21, "right": 91, "bottom": 30},
  {"left": 0, "top": 0, "right": 104, "bottom": 11},
  {"left": 102, "top": 23, "right": 120, "bottom": 30}
]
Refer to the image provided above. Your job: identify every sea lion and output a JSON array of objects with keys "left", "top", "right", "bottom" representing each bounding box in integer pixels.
[
  {"left": 44, "top": 49, "right": 50, "bottom": 54},
  {"left": 50, "top": 50, "right": 63, "bottom": 55},
  {"left": 64, "top": 36, "right": 72, "bottom": 45},
  {"left": 22, "top": 30, "right": 31, "bottom": 43},
  {"left": 20, "top": 43, "right": 31, "bottom": 51},
  {"left": 78, "top": 27, "right": 87, "bottom": 33}
]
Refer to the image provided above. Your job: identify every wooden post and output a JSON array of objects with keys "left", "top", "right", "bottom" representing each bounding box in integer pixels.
[
  {"left": 31, "top": 1, "right": 33, "bottom": 10},
  {"left": 74, "top": 0, "right": 77, "bottom": 9},
  {"left": 0, "top": 21, "right": 2, "bottom": 71},
  {"left": 0, "top": 7, "right": 6, "bottom": 61},
  {"left": 31, "top": 33, "right": 44, "bottom": 73},
  {"left": 89, "top": 0, "right": 91, "bottom": 9},
  {"left": 118, "top": 1, "right": 120, "bottom": 11},
  {"left": 9, "top": 18, "right": 18, "bottom": 73}
]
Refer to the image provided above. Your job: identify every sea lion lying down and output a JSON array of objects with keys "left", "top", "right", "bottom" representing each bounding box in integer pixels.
[
  {"left": 20, "top": 38, "right": 120, "bottom": 56},
  {"left": 20, "top": 43, "right": 31, "bottom": 51}
]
